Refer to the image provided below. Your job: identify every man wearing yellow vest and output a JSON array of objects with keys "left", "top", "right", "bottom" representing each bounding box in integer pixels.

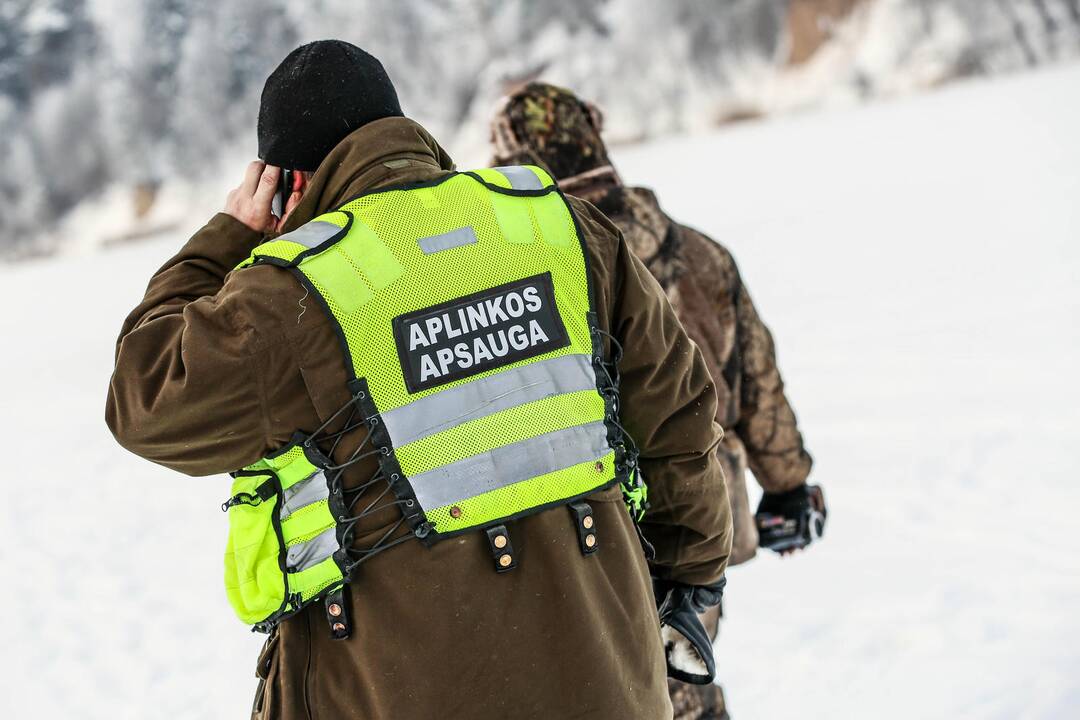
[{"left": 107, "top": 41, "right": 731, "bottom": 719}]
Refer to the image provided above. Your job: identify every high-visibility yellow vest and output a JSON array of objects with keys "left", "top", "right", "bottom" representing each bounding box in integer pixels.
[{"left": 221, "top": 166, "right": 641, "bottom": 630}]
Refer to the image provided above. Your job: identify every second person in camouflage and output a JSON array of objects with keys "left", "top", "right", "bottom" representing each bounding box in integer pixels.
[{"left": 490, "top": 82, "right": 821, "bottom": 720}]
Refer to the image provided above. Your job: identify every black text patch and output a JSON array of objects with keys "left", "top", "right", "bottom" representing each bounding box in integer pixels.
[{"left": 393, "top": 273, "right": 570, "bottom": 393}]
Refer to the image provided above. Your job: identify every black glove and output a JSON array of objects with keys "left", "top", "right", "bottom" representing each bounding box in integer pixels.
[
  {"left": 755, "top": 484, "right": 827, "bottom": 554},
  {"left": 653, "top": 578, "right": 725, "bottom": 685}
]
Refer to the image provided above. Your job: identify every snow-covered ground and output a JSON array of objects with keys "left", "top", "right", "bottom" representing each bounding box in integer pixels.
[{"left": 2, "top": 62, "right": 1078, "bottom": 719}]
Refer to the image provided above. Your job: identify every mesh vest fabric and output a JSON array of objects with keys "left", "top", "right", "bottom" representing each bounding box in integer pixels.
[
  {"left": 223, "top": 166, "right": 625, "bottom": 628},
  {"left": 224, "top": 439, "right": 345, "bottom": 628}
]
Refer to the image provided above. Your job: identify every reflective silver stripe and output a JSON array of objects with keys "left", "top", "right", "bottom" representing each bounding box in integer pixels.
[
  {"left": 382, "top": 354, "right": 597, "bottom": 447},
  {"left": 286, "top": 527, "right": 339, "bottom": 572},
  {"left": 418, "top": 226, "right": 478, "bottom": 254},
  {"left": 281, "top": 471, "right": 329, "bottom": 520},
  {"left": 495, "top": 165, "right": 543, "bottom": 191},
  {"left": 278, "top": 220, "right": 342, "bottom": 249},
  {"left": 409, "top": 421, "right": 610, "bottom": 510}
]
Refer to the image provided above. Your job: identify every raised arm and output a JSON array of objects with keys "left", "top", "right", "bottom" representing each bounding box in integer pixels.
[
  {"left": 105, "top": 211, "right": 274, "bottom": 475},
  {"left": 106, "top": 162, "right": 298, "bottom": 475}
]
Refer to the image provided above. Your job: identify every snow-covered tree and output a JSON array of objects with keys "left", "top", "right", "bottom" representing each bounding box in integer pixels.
[
  {"left": 1, "top": 0, "right": 1079, "bottom": 257},
  {"left": 115, "top": 0, "right": 192, "bottom": 185},
  {"left": 171, "top": 1, "right": 295, "bottom": 174}
]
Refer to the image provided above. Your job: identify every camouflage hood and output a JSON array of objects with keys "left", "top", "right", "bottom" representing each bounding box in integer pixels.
[
  {"left": 490, "top": 81, "right": 617, "bottom": 181},
  {"left": 489, "top": 82, "right": 678, "bottom": 267}
]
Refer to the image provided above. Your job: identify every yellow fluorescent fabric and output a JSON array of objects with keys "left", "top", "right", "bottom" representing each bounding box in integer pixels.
[
  {"left": 303, "top": 249, "right": 371, "bottom": 315},
  {"left": 337, "top": 218, "right": 404, "bottom": 291},
  {"left": 290, "top": 556, "right": 343, "bottom": 602},
  {"left": 236, "top": 166, "right": 617, "bottom": 549},
  {"left": 223, "top": 474, "right": 285, "bottom": 625},
  {"left": 224, "top": 442, "right": 345, "bottom": 627},
  {"left": 425, "top": 450, "right": 616, "bottom": 534},
  {"left": 395, "top": 390, "right": 605, "bottom": 476},
  {"left": 280, "top": 500, "right": 335, "bottom": 546},
  {"left": 324, "top": 172, "right": 592, "bottom": 414}
]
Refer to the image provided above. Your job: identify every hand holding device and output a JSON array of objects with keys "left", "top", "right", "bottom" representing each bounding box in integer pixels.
[
  {"left": 225, "top": 161, "right": 280, "bottom": 233},
  {"left": 755, "top": 484, "right": 827, "bottom": 554}
]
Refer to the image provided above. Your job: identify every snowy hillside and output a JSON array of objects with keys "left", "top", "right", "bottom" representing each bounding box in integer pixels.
[
  {"left": 4, "top": 0, "right": 1080, "bottom": 256},
  {"left": 3, "top": 63, "right": 1079, "bottom": 719}
]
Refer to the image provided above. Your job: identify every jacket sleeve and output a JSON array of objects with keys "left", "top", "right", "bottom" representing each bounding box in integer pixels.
[
  {"left": 105, "top": 213, "right": 275, "bottom": 476},
  {"left": 574, "top": 200, "right": 732, "bottom": 587},
  {"left": 734, "top": 283, "right": 813, "bottom": 493}
]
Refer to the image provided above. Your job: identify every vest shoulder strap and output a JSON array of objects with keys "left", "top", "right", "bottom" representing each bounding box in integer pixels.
[
  {"left": 467, "top": 165, "right": 557, "bottom": 192},
  {"left": 235, "top": 164, "right": 556, "bottom": 271},
  {"left": 236, "top": 210, "right": 351, "bottom": 270}
]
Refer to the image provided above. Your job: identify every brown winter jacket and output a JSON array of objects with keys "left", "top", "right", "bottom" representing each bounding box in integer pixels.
[
  {"left": 106, "top": 117, "right": 731, "bottom": 720},
  {"left": 562, "top": 167, "right": 813, "bottom": 565}
]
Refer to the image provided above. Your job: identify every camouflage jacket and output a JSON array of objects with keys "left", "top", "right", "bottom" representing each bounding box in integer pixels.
[{"left": 563, "top": 167, "right": 812, "bottom": 562}]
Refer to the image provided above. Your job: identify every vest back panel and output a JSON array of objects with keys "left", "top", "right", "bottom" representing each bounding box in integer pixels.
[{"left": 239, "top": 167, "right": 620, "bottom": 542}]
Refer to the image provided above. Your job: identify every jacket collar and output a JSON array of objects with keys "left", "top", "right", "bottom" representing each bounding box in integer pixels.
[{"left": 280, "top": 117, "right": 455, "bottom": 234}]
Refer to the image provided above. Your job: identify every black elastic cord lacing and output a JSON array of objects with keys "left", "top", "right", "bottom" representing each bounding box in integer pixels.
[
  {"left": 342, "top": 517, "right": 416, "bottom": 575},
  {"left": 324, "top": 405, "right": 360, "bottom": 456},
  {"left": 341, "top": 471, "right": 386, "bottom": 503},
  {"left": 587, "top": 325, "right": 643, "bottom": 524},
  {"left": 591, "top": 326, "right": 625, "bottom": 375},
  {"left": 590, "top": 325, "right": 636, "bottom": 454},
  {"left": 299, "top": 395, "right": 423, "bottom": 577},
  {"left": 346, "top": 479, "right": 392, "bottom": 516},
  {"left": 304, "top": 395, "right": 365, "bottom": 446},
  {"left": 323, "top": 444, "right": 383, "bottom": 472}
]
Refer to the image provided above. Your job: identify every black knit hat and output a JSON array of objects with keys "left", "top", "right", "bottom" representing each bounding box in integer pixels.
[{"left": 258, "top": 40, "right": 403, "bottom": 171}]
